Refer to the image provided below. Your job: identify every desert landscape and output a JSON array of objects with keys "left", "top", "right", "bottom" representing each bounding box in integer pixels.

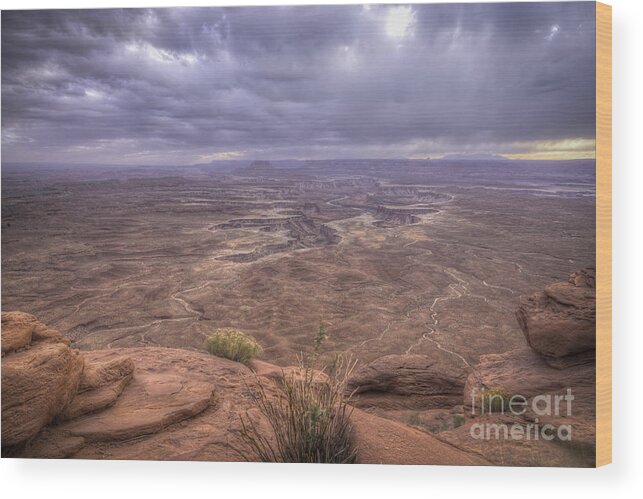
[
  {"left": 1, "top": 159, "right": 595, "bottom": 364},
  {"left": 2, "top": 158, "right": 597, "bottom": 465},
  {"left": 1, "top": 4, "right": 598, "bottom": 467}
]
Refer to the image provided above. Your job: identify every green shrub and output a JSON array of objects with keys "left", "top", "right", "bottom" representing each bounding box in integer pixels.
[
  {"left": 313, "top": 321, "right": 328, "bottom": 356},
  {"left": 480, "top": 387, "right": 512, "bottom": 413},
  {"left": 407, "top": 412, "right": 423, "bottom": 427},
  {"left": 239, "top": 355, "right": 357, "bottom": 463},
  {"left": 204, "top": 328, "right": 262, "bottom": 366}
]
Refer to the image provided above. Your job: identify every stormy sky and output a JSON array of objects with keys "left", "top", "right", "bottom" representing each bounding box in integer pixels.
[{"left": 1, "top": 3, "right": 596, "bottom": 165}]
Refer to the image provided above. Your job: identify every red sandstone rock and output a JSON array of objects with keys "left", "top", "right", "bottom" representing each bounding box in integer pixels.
[
  {"left": 2, "top": 341, "right": 84, "bottom": 447},
  {"left": 57, "top": 356, "right": 136, "bottom": 422},
  {"left": 348, "top": 353, "right": 467, "bottom": 409},
  {"left": 2, "top": 313, "right": 485, "bottom": 464},
  {"left": 441, "top": 269, "right": 598, "bottom": 467},
  {"left": 515, "top": 268, "right": 595, "bottom": 368}
]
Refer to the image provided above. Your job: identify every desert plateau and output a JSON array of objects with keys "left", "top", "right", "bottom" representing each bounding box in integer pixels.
[{"left": 2, "top": 159, "right": 597, "bottom": 465}]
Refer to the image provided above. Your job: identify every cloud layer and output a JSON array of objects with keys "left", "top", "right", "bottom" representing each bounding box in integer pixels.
[{"left": 1, "top": 3, "right": 596, "bottom": 164}]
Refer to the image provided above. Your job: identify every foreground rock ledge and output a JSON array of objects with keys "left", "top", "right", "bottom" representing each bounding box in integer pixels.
[
  {"left": 1, "top": 312, "right": 486, "bottom": 465},
  {"left": 348, "top": 353, "right": 468, "bottom": 410}
]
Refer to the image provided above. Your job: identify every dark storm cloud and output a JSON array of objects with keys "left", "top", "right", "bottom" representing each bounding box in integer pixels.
[{"left": 1, "top": 3, "right": 596, "bottom": 164}]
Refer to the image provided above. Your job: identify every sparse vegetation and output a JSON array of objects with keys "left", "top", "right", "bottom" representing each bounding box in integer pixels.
[
  {"left": 204, "top": 328, "right": 262, "bottom": 366},
  {"left": 407, "top": 412, "right": 423, "bottom": 427},
  {"left": 238, "top": 324, "right": 357, "bottom": 463},
  {"left": 312, "top": 320, "right": 328, "bottom": 357},
  {"left": 452, "top": 414, "right": 465, "bottom": 428},
  {"left": 480, "top": 387, "right": 512, "bottom": 413},
  {"left": 406, "top": 411, "right": 465, "bottom": 433}
]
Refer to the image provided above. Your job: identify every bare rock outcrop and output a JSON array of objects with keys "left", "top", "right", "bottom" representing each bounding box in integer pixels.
[
  {"left": 2, "top": 339, "right": 84, "bottom": 447},
  {"left": 56, "top": 356, "right": 135, "bottom": 422},
  {"left": 461, "top": 348, "right": 596, "bottom": 451},
  {"left": 516, "top": 267, "right": 595, "bottom": 368},
  {"left": 463, "top": 348, "right": 595, "bottom": 416},
  {"left": 440, "top": 365, "right": 596, "bottom": 467},
  {"left": 1, "top": 311, "right": 70, "bottom": 354},
  {"left": 2, "top": 313, "right": 485, "bottom": 465},
  {"left": 1, "top": 312, "right": 35, "bottom": 353},
  {"left": 56, "top": 372, "right": 214, "bottom": 442},
  {"left": 14, "top": 346, "right": 231, "bottom": 460},
  {"left": 350, "top": 407, "right": 486, "bottom": 465},
  {"left": 1, "top": 312, "right": 135, "bottom": 453},
  {"left": 1, "top": 312, "right": 221, "bottom": 458},
  {"left": 437, "top": 269, "right": 597, "bottom": 467},
  {"left": 348, "top": 353, "right": 467, "bottom": 409},
  {"left": 373, "top": 205, "right": 439, "bottom": 228},
  {"left": 4, "top": 269, "right": 593, "bottom": 465},
  {"left": 436, "top": 412, "right": 594, "bottom": 467}
]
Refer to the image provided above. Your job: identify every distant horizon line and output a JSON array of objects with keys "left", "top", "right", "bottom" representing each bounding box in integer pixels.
[{"left": 1, "top": 156, "right": 597, "bottom": 168}]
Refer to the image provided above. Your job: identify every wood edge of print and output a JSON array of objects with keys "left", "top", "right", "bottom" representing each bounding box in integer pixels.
[{"left": 595, "top": 1, "right": 612, "bottom": 468}]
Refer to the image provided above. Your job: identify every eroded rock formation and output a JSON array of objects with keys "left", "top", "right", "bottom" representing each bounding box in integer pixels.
[
  {"left": 439, "top": 268, "right": 597, "bottom": 467},
  {"left": 373, "top": 206, "right": 438, "bottom": 228},
  {"left": 345, "top": 269, "right": 597, "bottom": 467},
  {"left": 1, "top": 312, "right": 136, "bottom": 453},
  {"left": 348, "top": 353, "right": 467, "bottom": 409},
  {"left": 1, "top": 312, "right": 486, "bottom": 465},
  {"left": 3, "top": 268, "right": 595, "bottom": 465},
  {"left": 216, "top": 214, "right": 339, "bottom": 262},
  {"left": 2, "top": 312, "right": 85, "bottom": 447},
  {"left": 516, "top": 267, "right": 596, "bottom": 368}
]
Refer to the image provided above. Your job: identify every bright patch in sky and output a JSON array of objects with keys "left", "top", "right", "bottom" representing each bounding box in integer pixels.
[
  {"left": 385, "top": 6, "right": 415, "bottom": 41},
  {"left": 84, "top": 89, "right": 103, "bottom": 100},
  {"left": 546, "top": 24, "right": 560, "bottom": 41},
  {"left": 126, "top": 42, "right": 198, "bottom": 65},
  {"left": 197, "top": 151, "right": 243, "bottom": 162}
]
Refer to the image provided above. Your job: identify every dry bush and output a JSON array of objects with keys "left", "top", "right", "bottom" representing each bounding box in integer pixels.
[
  {"left": 239, "top": 353, "right": 358, "bottom": 463},
  {"left": 480, "top": 387, "right": 513, "bottom": 413},
  {"left": 204, "top": 328, "right": 262, "bottom": 366}
]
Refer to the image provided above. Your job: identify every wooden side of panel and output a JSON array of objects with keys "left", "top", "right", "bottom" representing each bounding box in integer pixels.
[{"left": 595, "top": 1, "right": 612, "bottom": 468}]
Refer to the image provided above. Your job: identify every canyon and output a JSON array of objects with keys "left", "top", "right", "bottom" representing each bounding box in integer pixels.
[{"left": 1, "top": 159, "right": 596, "bottom": 465}]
